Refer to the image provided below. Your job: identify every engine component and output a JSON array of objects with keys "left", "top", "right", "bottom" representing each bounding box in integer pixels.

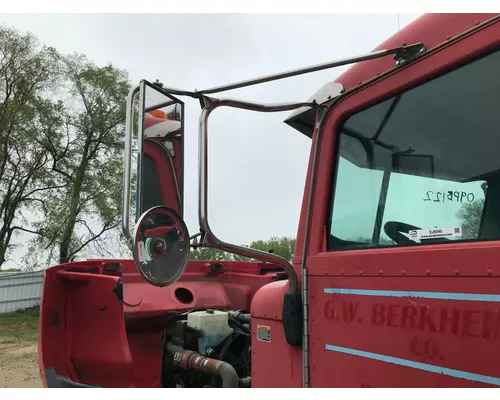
[
  {"left": 228, "top": 310, "right": 251, "bottom": 324},
  {"left": 166, "top": 342, "right": 239, "bottom": 388},
  {"left": 161, "top": 309, "right": 251, "bottom": 388},
  {"left": 187, "top": 309, "right": 233, "bottom": 355},
  {"left": 239, "top": 377, "right": 251, "bottom": 388}
]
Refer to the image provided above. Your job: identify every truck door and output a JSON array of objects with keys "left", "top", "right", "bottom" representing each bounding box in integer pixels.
[
  {"left": 136, "top": 80, "right": 184, "bottom": 220},
  {"left": 306, "top": 19, "right": 500, "bottom": 387}
]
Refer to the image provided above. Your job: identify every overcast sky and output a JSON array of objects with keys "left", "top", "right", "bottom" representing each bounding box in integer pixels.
[{"left": 0, "top": 13, "right": 421, "bottom": 269}]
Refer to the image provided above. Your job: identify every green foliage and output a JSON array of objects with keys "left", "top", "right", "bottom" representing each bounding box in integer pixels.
[
  {"left": 0, "top": 268, "right": 20, "bottom": 273},
  {"left": 0, "top": 26, "right": 63, "bottom": 268},
  {"left": 249, "top": 236, "right": 295, "bottom": 261},
  {"left": 189, "top": 247, "right": 234, "bottom": 261},
  {"left": 24, "top": 53, "right": 131, "bottom": 265},
  {"left": 353, "top": 236, "right": 396, "bottom": 245},
  {"left": 0, "top": 24, "right": 298, "bottom": 270},
  {"left": 189, "top": 236, "right": 296, "bottom": 262},
  {"left": 456, "top": 199, "right": 484, "bottom": 239},
  {"left": 0, "top": 306, "right": 39, "bottom": 342}
]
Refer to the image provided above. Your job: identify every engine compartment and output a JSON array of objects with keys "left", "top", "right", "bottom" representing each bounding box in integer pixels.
[
  {"left": 161, "top": 309, "right": 252, "bottom": 388},
  {"left": 38, "top": 258, "right": 287, "bottom": 388}
]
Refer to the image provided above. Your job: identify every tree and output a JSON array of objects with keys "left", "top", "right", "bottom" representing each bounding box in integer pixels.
[
  {"left": 354, "top": 236, "right": 396, "bottom": 245},
  {"left": 31, "top": 54, "right": 131, "bottom": 265},
  {"left": 189, "top": 236, "right": 296, "bottom": 262},
  {"left": 189, "top": 247, "right": 233, "bottom": 261},
  {"left": 232, "top": 236, "right": 296, "bottom": 262},
  {"left": 456, "top": 199, "right": 484, "bottom": 239},
  {"left": 0, "top": 26, "right": 62, "bottom": 268}
]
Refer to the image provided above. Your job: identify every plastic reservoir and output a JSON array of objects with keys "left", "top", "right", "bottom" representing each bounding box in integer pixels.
[{"left": 187, "top": 310, "right": 234, "bottom": 355}]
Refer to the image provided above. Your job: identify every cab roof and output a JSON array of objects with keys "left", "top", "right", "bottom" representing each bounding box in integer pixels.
[
  {"left": 285, "top": 13, "right": 499, "bottom": 136},
  {"left": 336, "top": 13, "right": 497, "bottom": 91}
]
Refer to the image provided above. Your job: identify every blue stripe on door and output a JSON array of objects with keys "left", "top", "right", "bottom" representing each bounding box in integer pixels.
[
  {"left": 325, "top": 344, "right": 500, "bottom": 386},
  {"left": 323, "top": 288, "right": 500, "bottom": 302}
]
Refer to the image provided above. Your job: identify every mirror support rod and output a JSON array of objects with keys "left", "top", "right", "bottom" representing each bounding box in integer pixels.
[
  {"left": 198, "top": 97, "right": 321, "bottom": 295},
  {"left": 136, "top": 81, "right": 147, "bottom": 220},
  {"left": 145, "top": 100, "right": 176, "bottom": 113},
  {"left": 196, "top": 43, "right": 425, "bottom": 95},
  {"left": 152, "top": 43, "right": 425, "bottom": 99}
]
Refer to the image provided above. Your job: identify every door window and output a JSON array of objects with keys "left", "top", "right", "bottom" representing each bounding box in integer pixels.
[{"left": 327, "top": 49, "right": 500, "bottom": 250}]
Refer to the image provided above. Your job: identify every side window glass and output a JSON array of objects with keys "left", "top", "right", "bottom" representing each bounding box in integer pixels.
[
  {"left": 327, "top": 49, "right": 499, "bottom": 250},
  {"left": 330, "top": 136, "right": 384, "bottom": 244}
]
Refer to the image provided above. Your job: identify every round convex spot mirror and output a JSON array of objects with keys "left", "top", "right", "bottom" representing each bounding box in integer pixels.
[{"left": 132, "top": 205, "right": 190, "bottom": 287}]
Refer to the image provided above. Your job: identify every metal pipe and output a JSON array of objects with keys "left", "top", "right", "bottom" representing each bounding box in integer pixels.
[
  {"left": 198, "top": 98, "right": 317, "bottom": 295},
  {"left": 170, "top": 15, "right": 500, "bottom": 104},
  {"left": 198, "top": 97, "right": 317, "bottom": 235},
  {"left": 122, "top": 85, "right": 140, "bottom": 243},
  {"left": 136, "top": 82, "right": 147, "bottom": 221},
  {"left": 143, "top": 80, "right": 197, "bottom": 99},
  {"left": 144, "top": 99, "right": 176, "bottom": 113},
  {"left": 142, "top": 43, "right": 425, "bottom": 101},
  {"left": 197, "top": 44, "right": 424, "bottom": 95}
]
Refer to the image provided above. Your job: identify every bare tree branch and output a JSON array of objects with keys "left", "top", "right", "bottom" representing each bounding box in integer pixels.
[
  {"left": 68, "top": 220, "right": 119, "bottom": 259},
  {"left": 11, "top": 226, "right": 41, "bottom": 236}
]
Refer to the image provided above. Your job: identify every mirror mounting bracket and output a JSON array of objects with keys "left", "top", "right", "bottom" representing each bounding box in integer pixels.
[
  {"left": 198, "top": 97, "right": 318, "bottom": 296},
  {"left": 394, "top": 42, "right": 426, "bottom": 65},
  {"left": 198, "top": 97, "right": 322, "bottom": 347}
]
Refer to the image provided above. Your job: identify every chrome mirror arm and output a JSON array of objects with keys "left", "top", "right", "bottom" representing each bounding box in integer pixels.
[
  {"left": 122, "top": 85, "right": 140, "bottom": 244},
  {"left": 198, "top": 98, "right": 321, "bottom": 295}
]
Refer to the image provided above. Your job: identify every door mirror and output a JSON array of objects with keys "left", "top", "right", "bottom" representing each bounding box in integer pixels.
[
  {"left": 133, "top": 205, "right": 190, "bottom": 287},
  {"left": 137, "top": 80, "right": 185, "bottom": 221}
]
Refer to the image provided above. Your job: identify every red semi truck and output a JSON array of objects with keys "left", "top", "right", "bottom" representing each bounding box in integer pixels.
[{"left": 38, "top": 13, "right": 500, "bottom": 388}]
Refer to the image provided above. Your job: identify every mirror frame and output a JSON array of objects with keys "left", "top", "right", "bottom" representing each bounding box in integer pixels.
[
  {"left": 136, "top": 80, "right": 185, "bottom": 221},
  {"left": 132, "top": 205, "right": 190, "bottom": 287}
]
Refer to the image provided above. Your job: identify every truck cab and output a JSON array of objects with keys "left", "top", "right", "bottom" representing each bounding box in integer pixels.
[{"left": 38, "top": 13, "right": 500, "bottom": 388}]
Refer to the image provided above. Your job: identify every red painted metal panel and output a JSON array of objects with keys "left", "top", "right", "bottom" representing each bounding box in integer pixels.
[
  {"left": 38, "top": 259, "right": 281, "bottom": 387},
  {"left": 309, "top": 274, "right": 500, "bottom": 387},
  {"left": 309, "top": 242, "right": 500, "bottom": 278},
  {"left": 251, "top": 281, "right": 302, "bottom": 387},
  {"left": 303, "top": 16, "right": 500, "bottom": 388},
  {"left": 335, "top": 14, "right": 499, "bottom": 92}
]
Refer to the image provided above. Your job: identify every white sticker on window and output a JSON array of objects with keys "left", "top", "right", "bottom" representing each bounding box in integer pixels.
[
  {"left": 137, "top": 241, "right": 146, "bottom": 262},
  {"left": 409, "top": 227, "right": 462, "bottom": 241}
]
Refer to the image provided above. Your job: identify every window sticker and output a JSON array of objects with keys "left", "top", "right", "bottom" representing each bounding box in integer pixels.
[{"left": 409, "top": 227, "right": 462, "bottom": 241}]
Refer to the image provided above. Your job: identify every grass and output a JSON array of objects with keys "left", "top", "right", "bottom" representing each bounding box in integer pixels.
[{"left": 0, "top": 307, "right": 39, "bottom": 342}]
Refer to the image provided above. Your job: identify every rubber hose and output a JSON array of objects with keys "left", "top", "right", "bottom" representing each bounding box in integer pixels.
[
  {"left": 166, "top": 342, "right": 239, "bottom": 388},
  {"left": 216, "top": 362, "right": 239, "bottom": 388}
]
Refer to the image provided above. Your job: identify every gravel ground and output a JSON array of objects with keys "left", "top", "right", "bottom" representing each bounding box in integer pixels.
[
  {"left": 0, "top": 308, "right": 42, "bottom": 388},
  {"left": 0, "top": 337, "right": 42, "bottom": 388}
]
